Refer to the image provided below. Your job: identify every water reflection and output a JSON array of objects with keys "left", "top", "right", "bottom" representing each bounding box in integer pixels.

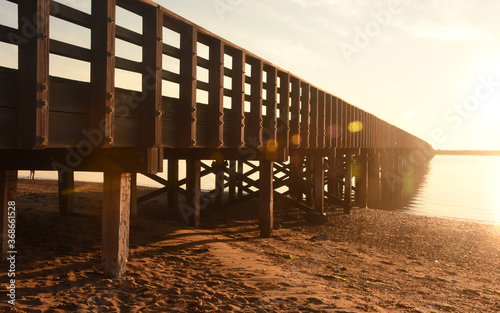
[{"left": 402, "top": 155, "right": 500, "bottom": 224}]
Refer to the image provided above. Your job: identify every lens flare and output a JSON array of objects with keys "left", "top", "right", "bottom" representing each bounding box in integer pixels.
[
  {"left": 266, "top": 139, "right": 279, "bottom": 152},
  {"left": 348, "top": 121, "right": 363, "bottom": 133},
  {"left": 291, "top": 134, "right": 301, "bottom": 145}
]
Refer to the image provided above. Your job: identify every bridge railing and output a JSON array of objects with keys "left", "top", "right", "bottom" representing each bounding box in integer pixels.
[{"left": 0, "top": 0, "right": 433, "bottom": 159}]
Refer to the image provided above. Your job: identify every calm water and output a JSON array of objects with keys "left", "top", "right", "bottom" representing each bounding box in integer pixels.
[
  {"left": 404, "top": 155, "right": 500, "bottom": 224},
  {"left": 20, "top": 155, "right": 500, "bottom": 225}
]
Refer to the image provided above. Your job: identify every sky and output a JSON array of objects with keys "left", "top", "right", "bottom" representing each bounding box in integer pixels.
[{"left": 1, "top": 0, "right": 499, "bottom": 150}]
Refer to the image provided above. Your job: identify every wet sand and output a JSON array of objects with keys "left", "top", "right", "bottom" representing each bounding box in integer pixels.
[{"left": 1, "top": 179, "right": 499, "bottom": 312}]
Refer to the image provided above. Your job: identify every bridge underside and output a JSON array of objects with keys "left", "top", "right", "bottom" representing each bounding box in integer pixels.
[{"left": 0, "top": 0, "right": 433, "bottom": 276}]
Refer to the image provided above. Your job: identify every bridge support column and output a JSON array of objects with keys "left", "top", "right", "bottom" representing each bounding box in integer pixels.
[
  {"left": 237, "top": 161, "right": 244, "bottom": 198},
  {"left": 102, "top": 172, "right": 131, "bottom": 277},
  {"left": 214, "top": 161, "right": 226, "bottom": 209},
  {"left": 289, "top": 153, "right": 302, "bottom": 201},
  {"left": 259, "top": 160, "right": 273, "bottom": 238},
  {"left": 367, "top": 150, "right": 381, "bottom": 208},
  {"left": 380, "top": 150, "right": 398, "bottom": 208},
  {"left": 1, "top": 170, "right": 17, "bottom": 259},
  {"left": 305, "top": 157, "right": 314, "bottom": 206},
  {"left": 313, "top": 156, "right": 325, "bottom": 214},
  {"left": 356, "top": 151, "right": 368, "bottom": 208},
  {"left": 167, "top": 159, "right": 179, "bottom": 210},
  {"left": 130, "top": 173, "right": 138, "bottom": 217},
  {"left": 186, "top": 159, "right": 201, "bottom": 227},
  {"left": 58, "top": 170, "right": 74, "bottom": 215},
  {"left": 228, "top": 160, "right": 237, "bottom": 201},
  {"left": 344, "top": 153, "right": 353, "bottom": 214}
]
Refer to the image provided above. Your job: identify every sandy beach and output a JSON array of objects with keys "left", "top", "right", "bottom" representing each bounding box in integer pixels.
[{"left": 1, "top": 179, "right": 499, "bottom": 312}]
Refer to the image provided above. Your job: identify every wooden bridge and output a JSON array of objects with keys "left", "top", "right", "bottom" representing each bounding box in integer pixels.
[{"left": 0, "top": 0, "right": 433, "bottom": 276}]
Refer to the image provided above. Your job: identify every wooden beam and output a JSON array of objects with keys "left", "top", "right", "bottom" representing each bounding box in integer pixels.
[
  {"left": 237, "top": 160, "right": 243, "bottom": 198},
  {"left": 289, "top": 76, "right": 300, "bottom": 148},
  {"left": 142, "top": 5, "right": 163, "bottom": 147},
  {"left": 214, "top": 161, "right": 225, "bottom": 209},
  {"left": 228, "top": 160, "right": 236, "bottom": 201},
  {"left": 313, "top": 156, "right": 324, "bottom": 214},
  {"left": 230, "top": 49, "right": 245, "bottom": 148},
  {"left": 356, "top": 152, "right": 368, "bottom": 208},
  {"left": 18, "top": 0, "right": 50, "bottom": 149},
  {"left": 277, "top": 71, "right": 290, "bottom": 153},
  {"left": 179, "top": 24, "right": 197, "bottom": 147},
  {"left": 259, "top": 160, "right": 273, "bottom": 238},
  {"left": 0, "top": 171, "right": 17, "bottom": 259},
  {"left": 264, "top": 64, "right": 278, "bottom": 145},
  {"left": 317, "top": 91, "right": 326, "bottom": 149},
  {"left": 90, "top": 0, "right": 116, "bottom": 148},
  {"left": 247, "top": 57, "right": 263, "bottom": 148},
  {"left": 58, "top": 170, "right": 74, "bottom": 215},
  {"left": 344, "top": 153, "right": 353, "bottom": 214},
  {"left": 208, "top": 39, "right": 224, "bottom": 148},
  {"left": 167, "top": 159, "right": 179, "bottom": 209},
  {"left": 299, "top": 82, "right": 310, "bottom": 149},
  {"left": 186, "top": 159, "right": 200, "bottom": 227},
  {"left": 102, "top": 172, "right": 131, "bottom": 277},
  {"left": 309, "top": 87, "right": 318, "bottom": 149}
]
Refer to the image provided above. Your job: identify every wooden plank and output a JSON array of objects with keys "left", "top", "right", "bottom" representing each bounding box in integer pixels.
[
  {"left": 313, "top": 156, "right": 324, "bottom": 214},
  {"left": 299, "top": 82, "right": 310, "bottom": 149},
  {"left": 58, "top": 170, "right": 74, "bottom": 215},
  {"left": 90, "top": 0, "right": 116, "bottom": 147},
  {"left": 142, "top": 5, "right": 163, "bottom": 148},
  {"left": 0, "top": 25, "right": 19, "bottom": 45},
  {"left": 289, "top": 76, "right": 300, "bottom": 148},
  {"left": 102, "top": 172, "right": 131, "bottom": 277},
  {"left": 208, "top": 39, "right": 224, "bottom": 148},
  {"left": 18, "top": 0, "right": 50, "bottom": 149},
  {"left": 277, "top": 71, "right": 290, "bottom": 152},
  {"left": 0, "top": 170, "right": 17, "bottom": 259},
  {"left": 356, "top": 152, "right": 368, "bottom": 208},
  {"left": 186, "top": 159, "right": 200, "bottom": 227},
  {"left": 317, "top": 91, "right": 326, "bottom": 149},
  {"left": 309, "top": 87, "right": 318, "bottom": 149},
  {"left": 50, "top": 0, "right": 91, "bottom": 28},
  {"left": 115, "top": 57, "right": 143, "bottom": 73},
  {"left": 246, "top": 57, "right": 263, "bottom": 148},
  {"left": 50, "top": 39, "right": 91, "bottom": 62},
  {"left": 229, "top": 49, "right": 245, "bottom": 148},
  {"left": 116, "top": 25, "right": 143, "bottom": 46},
  {"left": 178, "top": 24, "right": 197, "bottom": 148},
  {"left": 259, "top": 160, "right": 273, "bottom": 238},
  {"left": 237, "top": 160, "right": 243, "bottom": 197},
  {"left": 0, "top": 107, "right": 17, "bottom": 148}
]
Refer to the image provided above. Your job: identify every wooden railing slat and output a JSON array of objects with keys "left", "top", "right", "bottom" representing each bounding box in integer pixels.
[
  {"left": 17, "top": 0, "right": 50, "bottom": 149},
  {"left": 90, "top": 0, "right": 116, "bottom": 147}
]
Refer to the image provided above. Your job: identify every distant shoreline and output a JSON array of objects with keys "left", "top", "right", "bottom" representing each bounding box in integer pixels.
[{"left": 435, "top": 150, "right": 500, "bottom": 156}]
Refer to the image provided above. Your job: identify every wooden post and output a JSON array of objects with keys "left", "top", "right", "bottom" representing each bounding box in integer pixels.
[
  {"left": 289, "top": 152, "right": 302, "bottom": 201},
  {"left": 344, "top": 153, "right": 353, "bottom": 214},
  {"left": 142, "top": 5, "right": 163, "bottom": 148},
  {"left": 18, "top": 0, "right": 50, "bottom": 149},
  {"left": 130, "top": 173, "right": 137, "bottom": 217},
  {"left": 167, "top": 159, "right": 179, "bottom": 209},
  {"left": 228, "top": 160, "right": 236, "bottom": 201},
  {"left": 214, "top": 161, "right": 225, "bottom": 209},
  {"left": 237, "top": 161, "right": 243, "bottom": 198},
  {"left": 313, "top": 156, "right": 325, "bottom": 214},
  {"left": 305, "top": 156, "right": 313, "bottom": 206},
  {"left": 102, "top": 172, "right": 131, "bottom": 277},
  {"left": 91, "top": 0, "right": 116, "bottom": 147},
  {"left": 58, "top": 170, "right": 74, "bottom": 215},
  {"left": 367, "top": 150, "right": 381, "bottom": 208},
  {"left": 0, "top": 171, "right": 17, "bottom": 259},
  {"left": 357, "top": 152, "right": 368, "bottom": 208},
  {"left": 186, "top": 159, "right": 200, "bottom": 227},
  {"left": 259, "top": 160, "right": 273, "bottom": 238}
]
